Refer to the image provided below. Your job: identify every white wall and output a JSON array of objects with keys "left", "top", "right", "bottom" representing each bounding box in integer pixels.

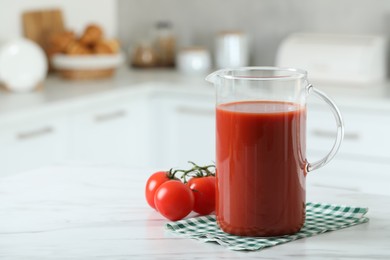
[
  {"left": 0, "top": 0, "right": 118, "bottom": 41},
  {"left": 118, "top": 0, "right": 390, "bottom": 66}
]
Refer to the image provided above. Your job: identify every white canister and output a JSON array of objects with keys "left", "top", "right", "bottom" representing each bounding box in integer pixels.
[
  {"left": 215, "top": 31, "right": 249, "bottom": 69},
  {"left": 176, "top": 47, "right": 211, "bottom": 76}
]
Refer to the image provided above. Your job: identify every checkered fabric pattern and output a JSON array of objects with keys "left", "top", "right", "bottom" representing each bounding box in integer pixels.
[{"left": 165, "top": 202, "right": 369, "bottom": 251}]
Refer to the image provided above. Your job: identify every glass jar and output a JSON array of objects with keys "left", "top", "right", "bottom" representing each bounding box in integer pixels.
[{"left": 154, "top": 21, "right": 176, "bottom": 67}]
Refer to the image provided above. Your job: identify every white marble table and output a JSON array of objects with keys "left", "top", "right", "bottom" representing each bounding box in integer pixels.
[{"left": 0, "top": 163, "right": 389, "bottom": 259}]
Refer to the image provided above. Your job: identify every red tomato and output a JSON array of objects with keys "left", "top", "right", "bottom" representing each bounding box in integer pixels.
[
  {"left": 188, "top": 176, "right": 216, "bottom": 215},
  {"left": 145, "top": 171, "right": 170, "bottom": 209},
  {"left": 154, "top": 180, "right": 194, "bottom": 221}
]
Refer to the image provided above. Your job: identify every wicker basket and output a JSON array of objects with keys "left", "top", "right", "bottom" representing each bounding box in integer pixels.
[{"left": 57, "top": 68, "right": 115, "bottom": 80}]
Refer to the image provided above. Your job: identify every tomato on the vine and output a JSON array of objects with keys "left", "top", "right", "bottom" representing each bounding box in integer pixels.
[
  {"left": 145, "top": 162, "right": 216, "bottom": 221},
  {"left": 188, "top": 176, "right": 216, "bottom": 215},
  {"left": 145, "top": 171, "right": 171, "bottom": 209},
  {"left": 154, "top": 180, "right": 194, "bottom": 221}
]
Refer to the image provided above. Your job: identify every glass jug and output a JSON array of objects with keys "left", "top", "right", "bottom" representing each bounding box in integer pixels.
[{"left": 206, "top": 67, "right": 344, "bottom": 237}]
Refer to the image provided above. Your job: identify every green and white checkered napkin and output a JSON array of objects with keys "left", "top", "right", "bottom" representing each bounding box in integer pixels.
[{"left": 165, "top": 202, "right": 369, "bottom": 251}]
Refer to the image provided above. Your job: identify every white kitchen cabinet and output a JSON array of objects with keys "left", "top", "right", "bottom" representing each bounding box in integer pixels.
[
  {"left": 0, "top": 89, "right": 152, "bottom": 177},
  {"left": 149, "top": 91, "right": 215, "bottom": 169},
  {"left": 0, "top": 115, "right": 68, "bottom": 177},
  {"left": 0, "top": 79, "right": 389, "bottom": 197},
  {"left": 68, "top": 93, "right": 151, "bottom": 167},
  {"left": 307, "top": 100, "right": 390, "bottom": 164},
  {"left": 307, "top": 158, "right": 390, "bottom": 196}
]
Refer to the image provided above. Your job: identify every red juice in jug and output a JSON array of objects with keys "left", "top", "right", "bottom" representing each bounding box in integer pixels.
[{"left": 216, "top": 100, "right": 307, "bottom": 236}]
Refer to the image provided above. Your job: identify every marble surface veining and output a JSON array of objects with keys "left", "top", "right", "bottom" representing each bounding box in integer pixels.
[{"left": 0, "top": 163, "right": 389, "bottom": 259}]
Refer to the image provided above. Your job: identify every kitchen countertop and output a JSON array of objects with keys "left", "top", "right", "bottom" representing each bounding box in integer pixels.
[
  {"left": 0, "top": 68, "right": 209, "bottom": 117},
  {"left": 0, "top": 163, "right": 389, "bottom": 259},
  {"left": 1, "top": 67, "right": 390, "bottom": 120}
]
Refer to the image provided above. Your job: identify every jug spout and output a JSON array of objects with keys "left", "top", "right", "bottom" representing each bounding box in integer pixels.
[{"left": 205, "top": 69, "right": 226, "bottom": 84}]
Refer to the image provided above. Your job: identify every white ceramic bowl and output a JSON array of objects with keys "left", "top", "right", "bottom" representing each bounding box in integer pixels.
[
  {"left": 52, "top": 53, "right": 124, "bottom": 70},
  {"left": 0, "top": 39, "right": 47, "bottom": 92}
]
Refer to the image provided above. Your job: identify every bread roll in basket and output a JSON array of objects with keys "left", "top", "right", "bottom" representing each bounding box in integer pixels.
[{"left": 48, "top": 24, "right": 123, "bottom": 80}]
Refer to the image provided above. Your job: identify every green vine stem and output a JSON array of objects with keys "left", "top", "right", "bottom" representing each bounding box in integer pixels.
[{"left": 171, "top": 161, "right": 215, "bottom": 183}]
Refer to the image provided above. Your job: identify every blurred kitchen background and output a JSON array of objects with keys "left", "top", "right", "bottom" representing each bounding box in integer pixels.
[
  {"left": 2, "top": 0, "right": 390, "bottom": 67},
  {"left": 1, "top": 0, "right": 390, "bottom": 195}
]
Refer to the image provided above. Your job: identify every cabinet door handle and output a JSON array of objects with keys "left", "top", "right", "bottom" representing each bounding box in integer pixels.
[
  {"left": 94, "top": 110, "right": 127, "bottom": 123},
  {"left": 17, "top": 126, "right": 54, "bottom": 140},
  {"left": 176, "top": 106, "right": 214, "bottom": 116},
  {"left": 312, "top": 129, "right": 360, "bottom": 140}
]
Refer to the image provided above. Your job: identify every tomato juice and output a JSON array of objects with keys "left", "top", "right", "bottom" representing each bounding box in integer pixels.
[{"left": 216, "top": 100, "right": 307, "bottom": 236}]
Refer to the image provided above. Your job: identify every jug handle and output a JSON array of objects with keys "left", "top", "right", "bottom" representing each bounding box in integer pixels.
[{"left": 306, "top": 84, "right": 344, "bottom": 172}]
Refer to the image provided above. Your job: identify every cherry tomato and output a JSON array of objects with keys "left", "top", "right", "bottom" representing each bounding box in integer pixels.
[
  {"left": 145, "top": 171, "right": 170, "bottom": 209},
  {"left": 154, "top": 180, "right": 194, "bottom": 221},
  {"left": 188, "top": 176, "right": 216, "bottom": 215}
]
